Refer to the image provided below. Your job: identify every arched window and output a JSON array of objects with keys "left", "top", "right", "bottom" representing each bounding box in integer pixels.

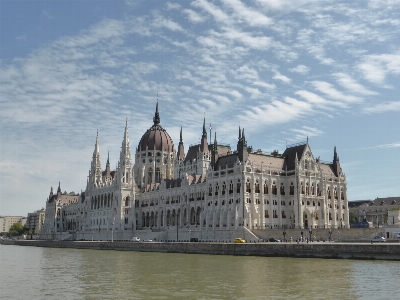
[
  {"left": 280, "top": 183, "right": 285, "bottom": 195},
  {"left": 246, "top": 179, "right": 251, "bottom": 193},
  {"left": 255, "top": 181, "right": 260, "bottom": 193},
  {"left": 272, "top": 182, "right": 277, "bottom": 195},
  {"left": 236, "top": 179, "right": 241, "bottom": 193},
  {"left": 155, "top": 168, "right": 160, "bottom": 183},
  {"left": 148, "top": 168, "right": 153, "bottom": 184},
  {"left": 264, "top": 181, "right": 268, "bottom": 194},
  {"left": 229, "top": 181, "right": 233, "bottom": 194}
]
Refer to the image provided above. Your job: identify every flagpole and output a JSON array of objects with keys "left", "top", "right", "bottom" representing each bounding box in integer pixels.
[{"left": 209, "top": 123, "right": 212, "bottom": 145}]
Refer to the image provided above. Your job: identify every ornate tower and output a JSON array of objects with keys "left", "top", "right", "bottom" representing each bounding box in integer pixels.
[
  {"left": 90, "top": 133, "right": 102, "bottom": 184},
  {"left": 119, "top": 120, "right": 133, "bottom": 185}
]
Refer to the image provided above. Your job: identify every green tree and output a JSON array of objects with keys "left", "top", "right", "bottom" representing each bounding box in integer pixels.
[
  {"left": 349, "top": 211, "right": 358, "bottom": 224},
  {"left": 9, "top": 223, "right": 24, "bottom": 236}
]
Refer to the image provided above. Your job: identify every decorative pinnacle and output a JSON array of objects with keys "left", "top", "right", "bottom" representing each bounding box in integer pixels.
[{"left": 153, "top": 101, "right": 160, "bottom": 125}]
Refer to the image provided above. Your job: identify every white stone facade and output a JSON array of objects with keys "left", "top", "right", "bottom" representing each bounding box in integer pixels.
[{"left": 40, "top": 105, "right": 350, "bottom": 241}]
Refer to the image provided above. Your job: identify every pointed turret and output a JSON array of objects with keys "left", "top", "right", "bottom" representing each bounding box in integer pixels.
[
  {"left": 200, "top": 117, "right": 208, "bottom": 153},
  {"left": 212, "top": 131, "right": 218, "bottom": 168},
  {"left": 119, "top": 120, "right": 132, "bottom": 185},
  {"left": 105, "top": 151, "right": 111, "bottom": 177},
  {"left": 237, "top": 127, "right": 248, "bottom": 162},
  {"left": 153, "top": 102, "right": 160, "bottom": 126},
  {"left": 177, "top": 126, "right": 185, "bottom": 160},
  {"left": 49, "top": 186, "right": 54, "bottom": 199},
  {"left": 333, "top": 146, "right": 338, "bottom": 162},
  {"left": 90, "top": 132, "right": 102, "bottom": 184},
  {"left": 57, "top": 182, "right": 61, "bottom": 194},
  {"left": 332, "top": 146, "right": 342, "bottom": 176}
]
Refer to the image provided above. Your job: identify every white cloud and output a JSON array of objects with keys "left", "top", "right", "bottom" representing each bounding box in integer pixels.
[
  {"left": 166, "top": 2, "right": 181, "bottom": 10},
  {"left": 357, "top": 53, "right": 400, "bottom": 84},
  {"left": 192, "top": 0, "right": 231, "bottom": 25},
  {"left": 333, "top": 73, "right": 378, "bottom": 96},
  {"left": 152, "top": 13, "right": 185, "bottom": 32},
  {"left": 361, "top": 142, "right": 400, "bottom": 149},
  {"left": 272, "top": 70, "right": 291, "bottom": 84},
  {"left": 221, "top": 0, "right": 273, "bottom": 27},
  {"left": 241, "top": 97, "right": 313, "bottom": 126},
  {"left": 363, "top": 101, "right": 400, "bottom": 114},
  {"left": 311, "top": 81, "right": 362, "bottom": 103},
  {"left": 291, "top": 126, "right": 323, "bottom": 140},
  {"left": 183, "top": 9, "right": 206, "bottom": 23},
  {"left": 42, "top": 9, "right": 54, "bottom": 20},
  {"left": 295, "top": 90, "right": 326, "bottom": 104},
  {"left": 289, "top": 65, "right": 310, "bottom": 74}
]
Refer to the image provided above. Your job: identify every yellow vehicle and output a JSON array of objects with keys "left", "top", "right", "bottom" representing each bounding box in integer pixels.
[{"left": 234, "top": 238, "right": 246, "bottom": 243}]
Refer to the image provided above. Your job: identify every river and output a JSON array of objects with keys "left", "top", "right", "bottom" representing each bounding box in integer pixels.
[{"left": 0, "top": 244, "right": 399, "bottom": 299}]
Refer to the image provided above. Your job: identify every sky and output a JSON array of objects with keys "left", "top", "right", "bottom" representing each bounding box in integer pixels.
[{"left": 1, "top": 0, "right": 399, "bottom": 216}]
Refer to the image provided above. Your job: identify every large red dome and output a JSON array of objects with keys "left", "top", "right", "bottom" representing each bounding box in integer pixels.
[
  {"left": 137, "top": 103, "right": 174, "bottom": 152},
  {"left": 138, "top": 124, "right": 174, "bottom": 152}
]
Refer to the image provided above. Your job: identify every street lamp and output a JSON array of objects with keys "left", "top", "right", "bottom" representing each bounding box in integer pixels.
[
  {"left": 283, "top": 226, "right": 286, "bottom": 242},
  {"left": 176, "top": 211, "right": 179, "bottom": 242},
  {"left": 309, "top": 226, "right": 312, "bottom": 242},
  {"left": 329, "top": 227, "right": 332, "bottom": 242}
]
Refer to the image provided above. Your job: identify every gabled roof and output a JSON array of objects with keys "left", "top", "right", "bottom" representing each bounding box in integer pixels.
[
  {"left": 165, "top": 178, "right": 182, "bottom": 188},
  {"left": 282, "top": 144, "right": 307, "bottom": 171},
  {"left": 215, "top": 154, "right": 238, "bottom": 169},
  {"left": 184, "top": 144, "right": 200, "bottom": 162},
  {"left": 248, "top": 153, "right": 285, "bottom": 172},
  {"left": 320, "top": 164, "right": 337, "bottom": 178}
]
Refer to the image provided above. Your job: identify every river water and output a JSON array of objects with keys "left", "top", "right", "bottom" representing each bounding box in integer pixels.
[{"left": 1, "top": 244, "right": 399, "bottom": 299}]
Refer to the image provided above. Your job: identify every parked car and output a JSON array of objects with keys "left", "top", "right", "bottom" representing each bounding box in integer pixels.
[
  {"left": 143, "top": 239, "right": 153, "bottom": 242},
  {"left": 234, "top": 238, "right": 245, "bottom": 243},
  {"left": 190, "top": 238, "right": 198, "bottom": 242},
  {"left": 371, "top": 236, "right": 386, "bottom": 242},
  {"left": 268, "top": 238, "right": 280, "bottom": 242},
  {"left": 131, "top": 237, "right": 140, "bottom": 242}
]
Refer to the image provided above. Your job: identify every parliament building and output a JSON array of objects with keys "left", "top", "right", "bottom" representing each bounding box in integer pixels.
[{"left": 40, "top": 104, "right": 349, "bottom": 241}]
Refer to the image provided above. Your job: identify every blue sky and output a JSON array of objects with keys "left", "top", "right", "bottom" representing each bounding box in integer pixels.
[{"left": 1, "top": 0, "right": 399, "bottom": 216}]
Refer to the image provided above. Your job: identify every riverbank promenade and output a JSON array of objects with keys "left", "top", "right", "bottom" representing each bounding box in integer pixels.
[{"left": 7, "top": 240, "right": 400, "bottom": 261}]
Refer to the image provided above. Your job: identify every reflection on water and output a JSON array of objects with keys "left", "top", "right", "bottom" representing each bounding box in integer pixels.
[{"left": 1, "top": 244, "right": 399, "bottom": 299}]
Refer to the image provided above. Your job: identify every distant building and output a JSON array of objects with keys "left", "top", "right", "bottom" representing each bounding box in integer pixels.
[
  {"left": 40, "top": 183, "right": 83, "bottom": 240},
  {"left": 0, "top": 216, "right": 27, "bottom": 233},
  {"left": 26, "top": 208, "right": 46, "bottom": 234},
  {"left": 40, "top": 104, "right": 350, "bottom": 241},
  {"left": 349, "top": 197, "right": 400, "bottom": 227}
]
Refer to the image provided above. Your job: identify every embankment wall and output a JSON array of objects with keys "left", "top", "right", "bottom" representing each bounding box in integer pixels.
[{"left": 12, "top": 240, "right": 400, "bottom": 261}]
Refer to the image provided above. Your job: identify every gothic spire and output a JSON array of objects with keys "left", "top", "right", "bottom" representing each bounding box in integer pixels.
[
  {"left": 202, "top": 117, "right": 207, "bottom": 138},
  {"left": 333, "top": 146, "right": 338, "bottom": 162},
  {"left": 177, "top": 126, "right": 185, "bottom": 160},
  {"left": 200, "top": 117, "right": 208, "bottom": 153},
  {"left": 153, "top": 101, "right": 160, "bottom": 125}
]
